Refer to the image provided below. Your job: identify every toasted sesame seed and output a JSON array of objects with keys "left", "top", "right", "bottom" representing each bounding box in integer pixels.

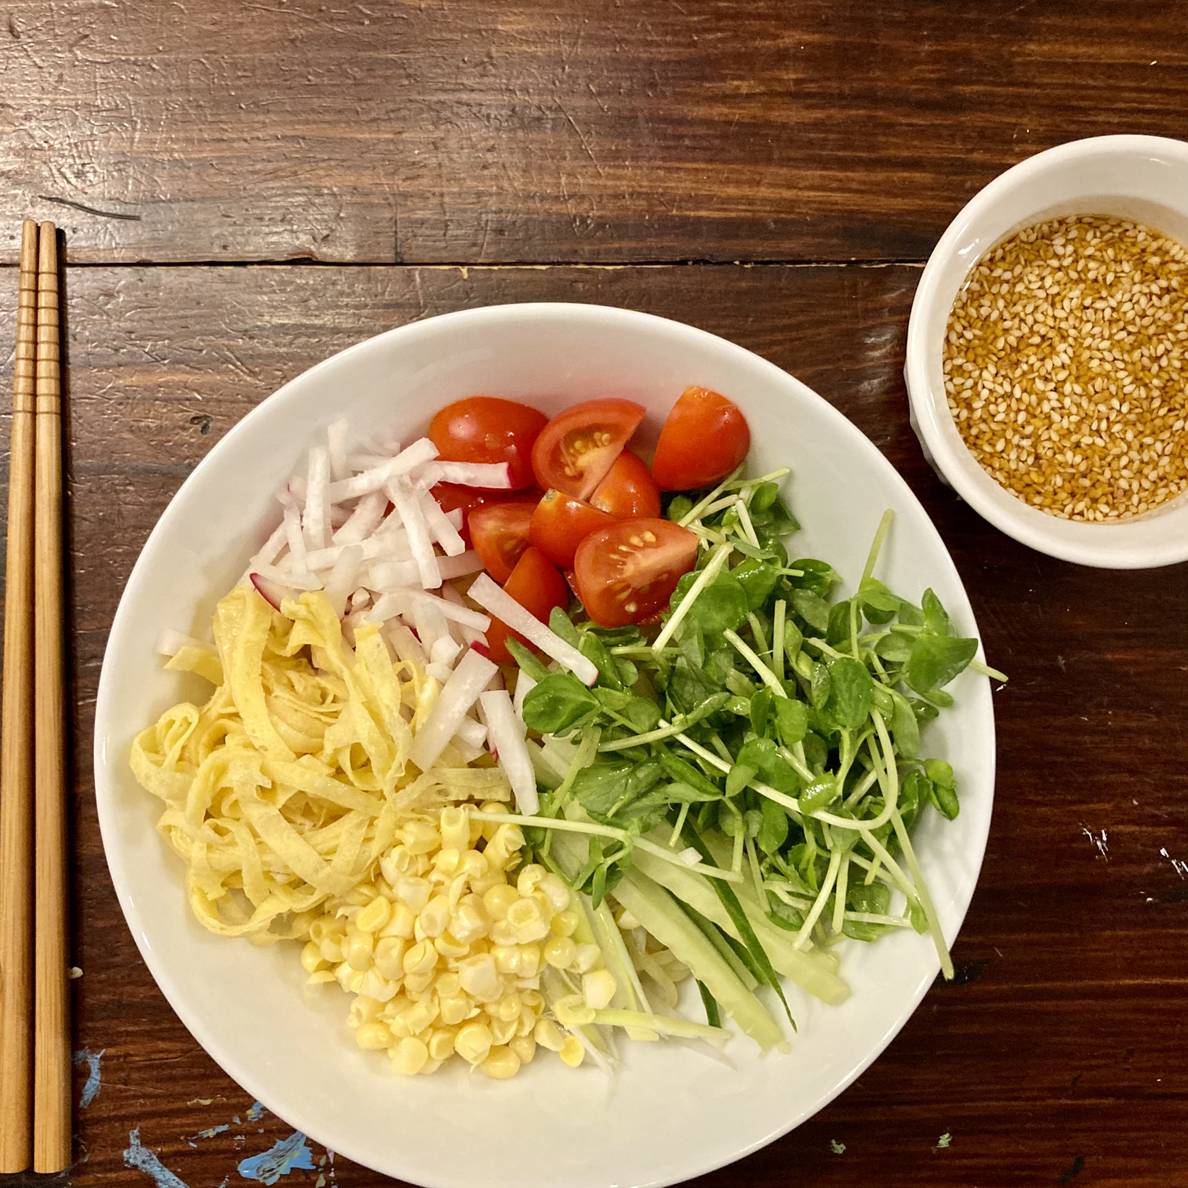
[{"left": 944, "top": 215, "right": 1188, "bottom": 521}]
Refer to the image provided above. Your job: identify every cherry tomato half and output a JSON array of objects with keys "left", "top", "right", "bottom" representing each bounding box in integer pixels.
[
  {"left": 485, "top": 546, "right": 570, "bottom": 663},
  {"left": 429, "top": 396, "right": 547, "bottom": 490},
  {"left": 431, "top": 483, "right": 529, "bottom": 545},
  {"left": 529, "top": 489, "right": 617, "bottom": 569},
  {"left": 469, "top": 500, "right": 538, "bottom": 583},
  {"left": 574, "top": 518, "right": 699, "bottom": 627},
  {"left": 590, "top": 450, "right": 661, "bottom": 519},
  {"left": 650, "top": 387, "right": 750, "bottom": 491},
  {"left": 531, "top": 398, "right": 645, "bottom": 500}
]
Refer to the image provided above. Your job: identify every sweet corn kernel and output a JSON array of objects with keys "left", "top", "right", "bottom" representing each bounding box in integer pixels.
[
  {"left": 482, "top": 883, "right": 518, "bottom": 922},
  {"left": 354, "top": 895, "right": 391, "bottom": 935},
  {"left": 403, "top": 969, "right": 435, "bottom": 997},
  {"left": 554, "top": 995, "right": 595, "bottom": 1027},
  {"left": 505, "top": 898, "right": 549, "bottom": 944},
  {"left": 458, "top": 850, "right": 488, "bottom": 883},
  {"left": 394, "top": 876, "right": 431, "bottom": 913},
  {"left": 485, "top": 824, "right": 524, "bottom": 868},
  {"left": 300, "top": 941, "right": 324, "bottom": 975},
  {"left": 438, "top": 994, "right": 472, "bottom": 1026},
  {"left": 583, "top": 969, "right": 617, "bottom": 1010},
  {"left": 559, "top": 1035, "right": 585, "bottom": 1068},
  {"left": 318, "top": 935, "right": 345, "bottom": 964},
  {"left": 457, "top": 952, "right": 499, "bottom": 1002},
  {"left": 373, "top": 936, "right": 408, "bottom": 981},
  {"left": 616, "top": 908, "right": 640, "bottom": 931},
  {"left": 348, "top": 995, "right": 383, "bottom": 1028},
  {"left": 355, "top": 1021, "right": 392, "bottom": 1051},
  {"left": 347, "top": 970, "right": 366, "bottom": 995},
  {"left": 479, "top": 1045, "right": 521, "bottom": 1080},
  {"left": 382, "top": 902, "right": 416, "bottom": 940},
  {"left": 454, "top": 1020, "right": 493, "bottom": 1065},
  {"left": 305, "top": 970, "right": 337, "bottom": 986},
  {"left": 334, "top": 961, "right": 353, "bottom": 992},
  {"left": 543, "top": 936, "right": 577, "bottom": 969},
  {"left": 431, "top": 848, "right": 462, "bottom": 881},
  {"left": 359, "top": 969, "right": 399, "bottom": 1004},
  {"left": 345, "top": 928, "right": 374, "bottom": 972},
  {"left": 380, "top": 844, "right": 418, "bottom": 886},
  {"left": 514, "top": 1010, "right": 537, "bottom": 1038},
  {"left": 403, "top": 997, "right": 439, "bottom": 1036},
  {"left": 516, "top": 864, "right": 547, "bottom": 898},
  {"left": 439, "top": 806, "right": 470, "bottom": 852},
  {"left": 402, "top": 820, "right": 440, "bottom": 855},
  {"left": 433, "top": 931, "right": 470, "bottom": 960},
  {"left": 391, "top": 1036, "right": 429, "bottom": 1076},
  {"left": 494, "top": 995, "right": 521, "bottom": 1023},
  {"left": 572, "top": 943, "right": 602, "bottom": 974},
  {"left": 403, "top": 940, "right": 437, "bottom": 977},
  {"left": 489, "top": 1016, "right": 518, "bottom": 1045},
  {"left": 427, "top": 1027, "right": 457, "bottom": 1062},
  {"left": 537, "top": 873, "right": 571, "bottom": 913},
  {"left": 450, "top": 899, "right": 488, "bottom": 944},
  {"left": 436, "top": 972, "right": 461, "bottom": 999},
  {"left": 514, "top": 944, "right": 542, "bottom": 979},
  {"left": 510, "top": 1035, "right": 536, "bottom": 1065},
  {"left": 534, "top": 1019, "right": 565, "bottom": 1052},
  {"left": 550, "top": 909, "right": 580, "bottom": 938},
  {"left": 417, "top": 894, "right": 450, "bottom": 939},
  {"left": 520, "top": 989, "right": 543, "bottom": 1012}
]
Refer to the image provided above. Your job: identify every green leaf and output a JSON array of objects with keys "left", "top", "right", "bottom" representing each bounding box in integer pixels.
[
  {"left": 783, "top": 617, "right": 803, "bottom": 663},
  {"left": 858, "top": 577, "right": 901, "bottom": 625},
  {"left": 875, "top": 630, "right": 914, "bottom": 663},
  {"left": 757, "top": 796, "right": 789, "bottom": 854},
  {"left": 790, "top": 589, "right": 830, "bottom": 633},
  {"left": 906, "top": 635, "right": 978, "bottom": 693},
  {"left": 726, "top": 762, "right": 756, "bottom": 798},
  {"left": 733, "top": 558, "right": 781, "bottom": 611},
  {"left": 505, "top": 638, "right": 550, "bottom": 681},
  {"left": 924, "top": 758, "right": 960, "bottom": 819},
  {"left": 682, "top": 573, "right": 750, "bottom": 639},
  {"left": 921, "top": 588, "right": 951, "bottom": 636},
  {"left": 579, "top": 631, "right": 624, "bottom": 690},
  {"left": 666, "top": 494, "right": 694, "bottom": 522},
  {"left": 656, "top": 751, "right": 723, "bottom": 801},
  {"left": 521, "top": 673, "right": 599, "bottom": 734},
  {"left": 809, "top": 661, "right": 832, "bottom": 711},
  {"left": 774, "top": 698, "right": 808, "bottom": 747},
  {"left": 749, "top": 481, "right": 781, "bottom": 513},
  {"left": 572, "top": 758, "right": 664, "bottom": 818},
  {"left": 826, "top": 656, "right": 873, "bottom": 730},
  {"left": 787, "top": 558, "right": 837, "bottom": 598},
  {"left": 750, "top": 687, "right": 775, "bottom": 737},
  {"left": 736, "top": 736, "right": 800, "bottom": 795},
  {"left": 548, "top": 606, "right": 581, "bottom": 647},
  {"left": 826, "top": 599, "right": 853, "bottom": 646},
  {"left": 798, "top": 777, "right": 837, "bottom": 813}
]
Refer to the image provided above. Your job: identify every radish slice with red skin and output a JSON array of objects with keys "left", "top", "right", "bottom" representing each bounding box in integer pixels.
[
  {"left": 409, "top": 648, "right": 499, "bottom": 772},
  {"left": 468, "top": 573, "right": 598, "bottom": 686},
  {"left": 303, "top": 446, "right": 331, "bottom": 550},
  {"left": 326, "top": 438, "right": 438, "bottom": 503},
  {"left": 480, "top": 689, "right": 539, "bottom": 815},
  {"left": 249, "top": 572, "right": 290, "bottom": 611},
  {"left": 417, "top": 460, "right": 513, "bottom": 490},
  {"left": 251, "top": 562, "right": 321, "bottom": 591}
]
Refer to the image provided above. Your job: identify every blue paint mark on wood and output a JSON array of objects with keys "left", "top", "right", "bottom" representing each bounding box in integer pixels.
[
  {"left": 246, "top": 1100, "right": 266, "bottom": 1122},
  {"left": 196, "top": 1123, "right": 231, "bottom": 1140},
  {"left": 72, "top": 1047, "right": 105, "bottom": 1108},
  {"left": 237, "top": 1132, "right": 316, "bottom": 1185},
  {"left": 124, "top": 1127, "right": 189, "bottom": 1188}
]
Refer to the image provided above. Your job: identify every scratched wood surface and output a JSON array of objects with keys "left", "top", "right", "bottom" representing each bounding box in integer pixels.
[
  {"left": 1, "top": 0, "right": 1188, "bottom": 265},
  {"left": 0, "top": 0, "right": 1187, "bottom": 1186}
]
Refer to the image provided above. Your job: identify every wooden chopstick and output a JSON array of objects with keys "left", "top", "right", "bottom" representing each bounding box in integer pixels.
[
  {"left": 32, "top": 221, "right": 71, "bottom": 1173},
  {"left": 0, "top": 220, "right": 38, "bottom": 1174}
]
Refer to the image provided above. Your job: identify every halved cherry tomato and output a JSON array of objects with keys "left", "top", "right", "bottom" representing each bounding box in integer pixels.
[
  {"left": 574, "top": 518, "right": 699, "bottom": 627},
  {"left": 485, "top": 546, "right": 569, "bottom": 663},
  {"left": 429, "top": 396, "right": 547, "bottom": 490},
  {"left": 469, "top": 501, "right": 538, "bottom": 583},
  {"left": 531, "top": 398, "right": 645, "bottom": 500},
  {"left": 431, "top": 483, "right": 529, "bottom": 545},
  {"left": 590, "top": 450, "right": 661, "bottom": 519},
  {"left": 650, "top": 387, "right": 750, "bottom": 491},
  {"left": 529, "top": 489, "right": 616, "bottom": 569}
]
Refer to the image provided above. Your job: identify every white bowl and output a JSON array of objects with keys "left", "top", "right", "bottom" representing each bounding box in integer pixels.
[
  {"left": 905, "top": 134, "right": 1188, "bottom": 569},
  {"left": 96, "top": 303, "right": 996, "bottom": 1188}
]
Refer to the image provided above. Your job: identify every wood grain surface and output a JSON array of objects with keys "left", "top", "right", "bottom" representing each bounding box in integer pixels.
[
  {"left": 0, "top": 0, "right": 1187, "bottom": 1185},
  {"left": 0, "top": 0, "right": 1187, "bottom": 264},
  {"left": 0, "top": 265, "right": 1184, "bottom": 1188}
]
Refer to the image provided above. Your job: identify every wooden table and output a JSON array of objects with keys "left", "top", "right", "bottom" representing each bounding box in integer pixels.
[{"left": 1, "top": 1, "right": 1186, "bottom": 1185}]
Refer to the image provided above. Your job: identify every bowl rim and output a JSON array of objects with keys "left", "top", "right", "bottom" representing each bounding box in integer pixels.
[
  {"left": 905, "top": 134, "right": 1188, "bottom": 570},
  {"left": 95, "top": 301, "right": 997, "bottom": 1187}
]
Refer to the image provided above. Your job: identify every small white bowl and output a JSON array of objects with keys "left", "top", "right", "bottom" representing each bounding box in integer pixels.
[{"left": 905, "top": 134, "right": 1188, "bottom": 569}]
